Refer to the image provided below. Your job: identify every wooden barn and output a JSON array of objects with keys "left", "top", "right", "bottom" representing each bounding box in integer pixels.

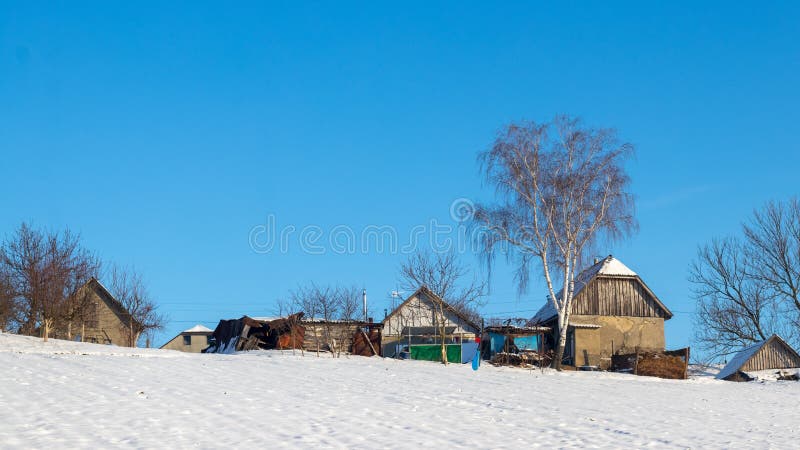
[
  {"left": 716, "top": 334, "right": 800, "bottom": 381},
  {"left": 381, "top": 286, "right": 480, "bottom": 363},
  {"left": 529, "top": 255, "right": 673, "bottom": 369},
  {"left": 57, "top": 278, "right": 140, "bottom": 346}
]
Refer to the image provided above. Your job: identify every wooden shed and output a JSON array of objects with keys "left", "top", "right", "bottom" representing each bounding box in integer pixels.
[
  {"left": 301, "top": 319, "right": 382, "bottom": 357},
  {"left": 716, "top": 334, "right": 800, "bottom": 381},
  {"left": 529, "top": 255, "right": 672, "bottom": 369}
]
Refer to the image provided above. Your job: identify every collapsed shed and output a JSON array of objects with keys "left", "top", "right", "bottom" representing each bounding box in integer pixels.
[
  {"left": 203, "top": 313, "right": 383, "bottom": 356},
  {"left": 203, "top": 313, "right": 305, "bottom": 353},
  {"left": 716, "top": 334, "right": 800, "bottom": 382}
]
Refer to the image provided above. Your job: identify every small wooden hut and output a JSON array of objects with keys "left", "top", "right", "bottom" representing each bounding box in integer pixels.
[{"left": 716, "top": 334, "right": 800, "bottom": 382}]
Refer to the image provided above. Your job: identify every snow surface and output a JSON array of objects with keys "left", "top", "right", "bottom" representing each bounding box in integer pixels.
[{"left": 1, "top": 333, "right": 799, "bottom": 449}]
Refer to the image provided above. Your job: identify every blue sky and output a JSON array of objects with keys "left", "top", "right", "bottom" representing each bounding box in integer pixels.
[{"left": 1, "top": 2, "right": 798, "bottom": 351}]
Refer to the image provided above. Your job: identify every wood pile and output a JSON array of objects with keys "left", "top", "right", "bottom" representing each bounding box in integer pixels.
[
  {"left": 490, "top": 351, "right": 551, "bottom": 368},
  {"left": 611, "top": 347, "right": 690, "bottom": 380}
]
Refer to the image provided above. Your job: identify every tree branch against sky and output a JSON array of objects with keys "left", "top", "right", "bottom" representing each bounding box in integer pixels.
[
  {"left": 108, "top": 264, "right": 166, "bottom": 347},
  {"left": 474, "top": 115, "right": 637, "bottom": 369},
  {"left": 691, "top": 198, "right": 800, "bottom": 358}
]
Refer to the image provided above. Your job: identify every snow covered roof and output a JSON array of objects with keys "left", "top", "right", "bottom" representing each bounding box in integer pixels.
[
  {"left": 716, "top": 335, "right": 800, "bottom": 380},
  {"left": 183, "top": 324, "right": 213, "bottom": 333},
  {"left": 529, "top": 255, "right": 656, "bottom": 324}
]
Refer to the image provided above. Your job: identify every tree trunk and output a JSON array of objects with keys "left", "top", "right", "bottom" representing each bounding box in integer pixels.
[
  {"left": 440, "top": 323, "right": 448, "bottom": 365},
  {"left": 81, "top": 322, "right": 85, "bottom": 342},
  {"left": 43, "top": 318, "right": 50, "bottom": 342},
  {"left": 552, "top": 315, "right": 570, "bottom": 371}
]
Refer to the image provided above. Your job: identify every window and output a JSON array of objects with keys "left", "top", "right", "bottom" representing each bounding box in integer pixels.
[
  {"left": 206, "top": 335, "right": 212, "bottom": 345},
  {"left": 183, "top": 335, "right": 191, "bottom": 346}
]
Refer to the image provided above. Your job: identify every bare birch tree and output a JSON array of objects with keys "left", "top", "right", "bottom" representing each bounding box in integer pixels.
[
  {"left": 398, "top": 250, "right": 485, "bottom": 364},
  {"left": 474, "top": 116, "right": 636, "bottom": 370}
]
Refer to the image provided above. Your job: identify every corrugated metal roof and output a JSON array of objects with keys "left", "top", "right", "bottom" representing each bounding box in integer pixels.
[{"left": 716, "top": 339, "right": 770, "bottom": 380}]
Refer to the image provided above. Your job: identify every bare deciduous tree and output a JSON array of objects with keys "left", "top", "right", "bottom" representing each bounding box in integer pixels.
[
  {"left": 0, "top": 270, "right": 21, "bottom": 332},
  {"left": 0, "top": 223, "right": 100, "bottom": 341},
  {"left": 691, "top": 198, "right": 800, "bottom": 358},
  {"left": 690, "top": 237, "right": 783, "bottom": 358},
  {"left": 744, "top": 198, "right": 800, "bottom": 324},
  {"left": 398, "top": 250, "right": 485, "bottom": 364},
  {"left": 289, "top": 283, "right": 363, "bottom": 358},
  {"left": 474, "top": 116, "right": 636, "bottom": 370},
  {"left": 108, "top": 265, "right": 165, "bottom": 347}
]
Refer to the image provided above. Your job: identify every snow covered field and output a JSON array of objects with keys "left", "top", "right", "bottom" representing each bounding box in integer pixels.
[{"left": 1, "top": 333, "right": 798, "bottom": 449}]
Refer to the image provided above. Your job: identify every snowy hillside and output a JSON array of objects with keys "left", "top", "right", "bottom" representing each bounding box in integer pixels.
[{"left": 1, "top": 333, "right": 798, "bottom": 449}]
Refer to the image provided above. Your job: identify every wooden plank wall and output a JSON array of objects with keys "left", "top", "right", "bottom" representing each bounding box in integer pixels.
[
  {"left": 742, "top": 340, "right": 800, "bottom": 371},
  {"left": 302, "top": 322, "right": 360, "bottom": 354},
  {"left": 572, "top": 276, "right": 667, "bottom": 318}
]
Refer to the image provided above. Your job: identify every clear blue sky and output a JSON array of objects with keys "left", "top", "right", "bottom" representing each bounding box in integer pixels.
[{"left": 2, "top": 2, "right": 798, "bottom": 351}]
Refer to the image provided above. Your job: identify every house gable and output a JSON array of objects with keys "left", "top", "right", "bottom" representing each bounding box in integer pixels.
[
  {"left": 571, "top": 275, "right": 671, "bottom": 319},
  {"left": 75, "top": 278, "right": 134, "bottom": 345},
  {"left": 382, "top": 286, "right": 479, "bottom": 337},
  {"left": 530, "top": 256, "right": 672, "bottom": 324}
]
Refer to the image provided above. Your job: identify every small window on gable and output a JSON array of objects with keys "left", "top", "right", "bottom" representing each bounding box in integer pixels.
[{"left": 183, "top": 335, "right": 191, "bottom": 346}]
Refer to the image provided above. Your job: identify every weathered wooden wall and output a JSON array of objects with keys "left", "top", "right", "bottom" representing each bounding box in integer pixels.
[
  {"left": 75, "top": 284, "right": 128, "bottom": 345},
  {"left": 742, "top": 340, "right": 800, "bottom": 372},
  {"left": 572, "top": 276, "right": 667, "bottom": 318},
  {"left": 302, "top": 322, "right": 362, "bottom": 354}
]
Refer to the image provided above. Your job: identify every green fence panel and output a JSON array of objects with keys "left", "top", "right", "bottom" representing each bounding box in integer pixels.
[{"left": 409, "top": 344, "right": 461, "bottom": 363}]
